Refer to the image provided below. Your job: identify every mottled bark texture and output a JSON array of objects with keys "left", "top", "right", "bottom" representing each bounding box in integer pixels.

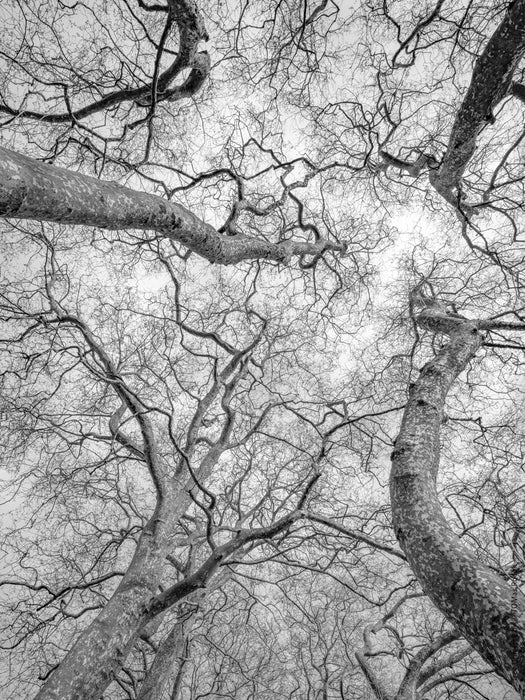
[
  {"left": 390, "top": 309, "right": 525, "bottom": 695},
  {"left": 35, "top": 492, "right": 301, "bottom": 700},
  {"left": 34, "top": 447, "right": 230, "bottom": 700},
  {"left": 380, "top": 0, "right": 525, "bottom": 214},
  {"left": 430, "top": 0, "right": 525, "bottom": 210},
  {"left": 0, "top": 146, "right": 344, "bottom": 265},
  {"left": 34, "top": 500, "right": 181, "bottom": 700}
]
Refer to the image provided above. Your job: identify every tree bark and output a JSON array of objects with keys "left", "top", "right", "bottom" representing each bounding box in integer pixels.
[
  {"left": 394, "top": 629, "right": 461, "bottom": 700},
  {"left": 34, "top": 477, "right": 300, "bottom": 700},
  {"left": 380, "top": 1, "right": 525, "bottom": 214},
  {"left": 34, "top": 499, "right": 178, "bottom": 700},
  {"left": 0, "top": 146, "right": 343, "bottom": 265},
  {"left": 429, "top": 0, "right": 525, "bottom": 209},
  {"left": 34, "top": 446, "right": 223, "bottom": 699},
  {"left": 390, "top": 312, "right": 525, "bottom": 695},
  {"left": 137, "top": 608, "right": 194, "bottom": 700}
]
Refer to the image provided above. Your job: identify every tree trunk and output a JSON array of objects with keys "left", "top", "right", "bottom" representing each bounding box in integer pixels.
[
  {"left": 34, "top": 509, "right": 173, "bottom": 700},
  {"left": 430, "top": 0, "right": 525, "bottom": 208},
  {"left": 34, "top": 476, "right": 200, "bottom": 700},
  {"left": 390, "top": 317, "right": 525, "bottom": 695}
]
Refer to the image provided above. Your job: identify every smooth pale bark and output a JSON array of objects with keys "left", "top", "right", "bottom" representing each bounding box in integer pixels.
[
  {"left": 35, "top": 439, "right": 222, "bottom": 700},
  {"left": 358, "top": 632, "right": 471, "bottom": 700},
  {"left": 355, "top": 650, "right": 391, "bottom": 700},
  {"left": 356, "top": 590, "right": 465, "bottom": 700},
  {"left": 394, "top": 629, "right": 461, "bottom": 700},
  {"left": 390, "top": 310, "right": 525, "bottom": 695},
  {"left": 34, "top": 339, "right": 263, "bottom": 698},
  {"left": 34, "top": 495, "right": 181, "bottom": 700},
  {"left": 137, "top": 566, "right": 234, "bottom": 699},
  {"left": 35, "top": 480, "right": 301, "bottom": 700},
  {"left": 417, "top": 644, "right": 474, "bottom": 697},
  {"left": 0, "top": 147, "right": 344, "bottom": 265}
]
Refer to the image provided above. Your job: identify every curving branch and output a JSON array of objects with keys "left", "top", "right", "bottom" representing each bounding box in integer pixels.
[
  {"left": 0, "top": 0, "right": 210, "bottom": 124},
  {"left": 109, "top": 402, "right": 146, "bottom": 460},
  {"left": 417, "top": 642, "right": 475, "bottom": 696},
  {"left": 136, "top": 603, "right": 197, "bottom": 700},
  {"left": 390, "top": 302, "right": 525, "bottom": 695},
  {"left": 357, "top": 611, "right": 469, "bottom": 700},
  {"left": 395, "top": 629, "right": 465, "bottom": 700},
  {"left": 0, "top": 146, "right": 345, "bottom": 265}
]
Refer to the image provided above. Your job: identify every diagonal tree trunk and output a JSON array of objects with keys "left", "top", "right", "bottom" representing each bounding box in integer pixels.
[
  {"left": 0, "top": 146, "right": 344, "bottom": 265},
  {"left": 430, "top": 0, "right": 525, "bottom": 210},
  {"left": 380, "top": 0, "right": 525, "bottom": 215},
  {"left": 136, "top": 605, "right": 196, "bottom": 700},
  {"left": 390, "top": 308, "right": 525, "bottom": 695},
  {"left": 34, "top": 482, "right": 303, "bottom": 700},
  {"left": 33, "top": 490, "right": 186, "bottom": 700}
]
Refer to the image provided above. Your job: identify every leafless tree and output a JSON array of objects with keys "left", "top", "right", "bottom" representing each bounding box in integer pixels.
[{"left": 1, "top": 1, "right": 525, "bottom": 699}]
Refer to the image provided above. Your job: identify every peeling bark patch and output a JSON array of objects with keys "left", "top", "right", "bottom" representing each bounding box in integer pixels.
[{"left": 416, "top": 398, "right": 436, "bottom": 409}]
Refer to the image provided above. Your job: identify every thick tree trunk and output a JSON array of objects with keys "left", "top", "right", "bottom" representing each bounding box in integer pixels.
[
  {"left": 429, "top": 0, "right": 525, "bottom": 208},
  {"left": 390, "top": 314, "right": 525, "bottom": 695},
  {"left": 381, "top": 0, "right": 525, "bottom": 214},
  {"left": 35, "top": 471, "right": 299, "bottom": 699},
  {"left": 34, "top": 472, "right": 204, "bottom": 700},
  {"left": 0, "top": 146, "right": 343, "bottom": 265},
  {"left": 34, "top": 507, "right": 174, "bottom": 700}
]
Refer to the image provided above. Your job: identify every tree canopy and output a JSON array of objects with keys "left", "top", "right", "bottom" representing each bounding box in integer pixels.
[{"left": 1, "top": 1, "right": 525, "bottom": 699}]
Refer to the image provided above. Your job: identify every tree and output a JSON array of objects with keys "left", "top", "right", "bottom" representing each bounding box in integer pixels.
[{"left": 1, "top": 0, "right": 525, "bottom": 698}]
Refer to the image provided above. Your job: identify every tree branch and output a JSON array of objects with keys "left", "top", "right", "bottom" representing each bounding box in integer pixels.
[
  {"left": 0, "top": 0, "right": 209, "bottom": 123},
  {"left": 0, "top": 146, "right": 345, "bottom": 265}
]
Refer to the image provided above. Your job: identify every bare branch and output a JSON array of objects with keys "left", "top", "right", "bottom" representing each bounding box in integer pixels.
[{"left": 0, "top": 146, "right": 345, "bottom": 266}]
